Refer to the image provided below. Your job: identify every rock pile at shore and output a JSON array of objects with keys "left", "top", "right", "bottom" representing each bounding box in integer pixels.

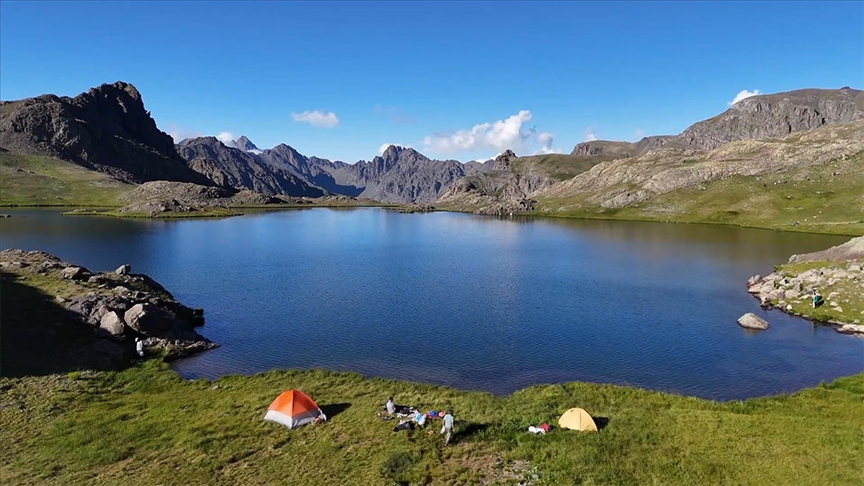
[
  {"left": 746, "top": 258, "right": 864, "bottom": 336},
  {"left": 0, "top": 249, "right": 218, "bottom": 361}
]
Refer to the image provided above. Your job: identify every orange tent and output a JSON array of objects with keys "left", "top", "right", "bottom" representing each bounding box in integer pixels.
[{"left": 263, "top": 389, "right": 327, "bottom": 429}]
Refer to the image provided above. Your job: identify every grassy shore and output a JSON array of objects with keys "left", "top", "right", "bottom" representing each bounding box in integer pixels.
[
  {"left": 1, "top": 361, "right": 862, "bottom": 485},
  {"left": 1, "top": 263, "right": 863, "bottom": 485}
]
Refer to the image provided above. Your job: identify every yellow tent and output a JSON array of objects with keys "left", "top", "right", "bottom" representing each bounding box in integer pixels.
[{"left": 558, "top": 407, "right": 598, "bottom": 432}]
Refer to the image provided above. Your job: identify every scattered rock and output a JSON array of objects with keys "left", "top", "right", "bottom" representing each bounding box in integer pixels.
[
  {"left": 114, "top": 286, "right": 130, "bottom": 294},
  {"left": 115, "top": 264, "right": 131, "bottom": 275},
  {"left": 737, "top": 313, "right": 770, "bottom": 330}
]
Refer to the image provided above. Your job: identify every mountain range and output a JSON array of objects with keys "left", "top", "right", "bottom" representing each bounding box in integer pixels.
[{"left": 1, "top": 81, "right": 862, "bottom": 212}]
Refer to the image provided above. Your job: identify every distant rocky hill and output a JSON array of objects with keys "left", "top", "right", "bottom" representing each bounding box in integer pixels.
[
  {"left": 671, "top": 87, "right": 864, "bottom": 151},
  {"left": 0, "top": 81, "right": 211, "bottom": 185},
  {"left": 571, "top": 87, "right": 864, "bottom": 157},
  {"left": 537, "top": 120, "right": 864, "bottom": 211},
  {"left": 176, "top": 137, "right": 325, "bottom": 197},
  {"left": 258, "top": 144, "right": 491, "bottom": 203}
]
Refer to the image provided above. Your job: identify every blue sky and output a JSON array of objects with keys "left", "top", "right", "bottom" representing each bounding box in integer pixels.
[{"left": 1, "top": 1, "right": 862, "bottom": 162}]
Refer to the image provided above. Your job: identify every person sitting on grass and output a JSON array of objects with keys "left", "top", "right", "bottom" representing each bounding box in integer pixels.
[
  {"left": 812, "top": 293, "right": 822, "bottom": 308},
  {"left": 386, "top": 397, "right": 395, "bottom": 415}
]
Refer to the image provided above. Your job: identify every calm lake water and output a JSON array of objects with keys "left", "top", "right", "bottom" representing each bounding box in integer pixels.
[{"left": 1, "top": 208, "right": 861, "bottom": 400}]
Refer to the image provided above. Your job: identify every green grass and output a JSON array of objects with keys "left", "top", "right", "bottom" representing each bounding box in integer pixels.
[
  {"left": 1, "top": 362, "right": 862, "bottom": 485},
  {"left": 538, "top": 151, "right": 864, "bottom": 236},
  {"left": 0, "top": 151, "right": 133, "bottom": 207},
  {"left": 511, "top": 154, "right": 611, "bottom": 181},
  {"left": 1, "top": 267, "right": 863, "bottom": 485}
]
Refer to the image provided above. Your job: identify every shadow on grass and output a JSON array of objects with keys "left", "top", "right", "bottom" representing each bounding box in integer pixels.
[
  {"left": 594, "top": 416, "right": 611, "bottom": 430},
  {"left": 452, "top": 421, "right": 491, "bottom": 444},
  {"left": 0, "top": 270, "right": 134, "bottom": 377},
  {"left": 321, "top": 402, "right": 352, "bottom": 419}
]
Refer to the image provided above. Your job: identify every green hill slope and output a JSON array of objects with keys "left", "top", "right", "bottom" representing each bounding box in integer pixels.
[{"left": 0, "top": 151, "right": 133, "bottom": 207}]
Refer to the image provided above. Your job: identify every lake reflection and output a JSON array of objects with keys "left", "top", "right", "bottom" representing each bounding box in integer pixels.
[{"left": 2, "top": 208, "right": 861, "bottom": 400}]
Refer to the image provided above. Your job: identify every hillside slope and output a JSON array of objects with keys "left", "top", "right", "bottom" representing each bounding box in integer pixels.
[
  {"left": 536, "top": 121, "right": 864, "bottom": 235},
  {"left": 0, "top": 150, "right": 133, "bottom": 207}
]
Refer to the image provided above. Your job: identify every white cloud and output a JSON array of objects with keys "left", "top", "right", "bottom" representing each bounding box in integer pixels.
[
  {"left": 291, "top": 110, "right": 339, "bottom": 128},
  {"left": 216, "top": 131, "right": 237, "bottom": 148},
  {"left": 583, "top": 126, "right": 597, "bottom": 142},
  {"left": 728, "top": 89, "right": 761, "bottom": 107},
  {"left": 634, "top": 129, "right": 645, "bottom": 140},
  {"left": 422, "top": 110, "right": 534, "bottom": 153},
  {"left": 378, "top": 143, "right": 413, "bottom": 155},
  {"left": 163, "top": 123, "right": 203, "bottom": 143},
  {"left": 535, "top": 132, "right": 562, "bottom": 154}
]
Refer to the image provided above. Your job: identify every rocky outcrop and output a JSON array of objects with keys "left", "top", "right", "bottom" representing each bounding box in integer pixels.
[
  {"left": 0, "top": 81, "right": 212, "bottom": 185},
  {"left": 176, "top": 137, "right": 326, "bottom": 197},
  {"left": 671, "top": 87, "right": 864, "bottom": 151},
  {"left": 737, "top": 313, "right": 769, "bottom": 330},
  {"left": 492, "top": 150, "right": 518, "bottom": 171},
  {"left": 117, "top": 180, "right": 282, "bottom": 210},
  {"left": 746, "top": 253, "right": 864, "bottom": 336},
  {"left": 0, "top": 249, "right": 218, "bottom": 361}
]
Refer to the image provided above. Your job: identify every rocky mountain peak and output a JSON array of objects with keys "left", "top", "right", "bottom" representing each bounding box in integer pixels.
[
  {"left": 235, "top": 135, "right": 259, "bottom": 152},
  {"left": 493, "top": 149, "right": 517, "bottom": 170}
]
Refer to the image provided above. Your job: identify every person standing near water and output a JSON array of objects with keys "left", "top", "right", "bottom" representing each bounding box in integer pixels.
[
  {"left": 441, "top": 409, "right": 454, "bottom": 445},
  {"left": 135, "top": 337, "right": 144, "bottom": 358}
]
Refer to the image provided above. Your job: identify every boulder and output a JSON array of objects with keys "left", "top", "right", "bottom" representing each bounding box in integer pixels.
[
  {"left": 124, "top": 303, "right": 175, "bottom": 336},
  {"left": 61, "top": 266, "right": 90, "bottom": 280},
  {"left": 99, "top": 311, "right": 126, "bottom": 336},
  {"left": 737, "top": 313, "right": 770, "bottom": 330},
  {"left": 114, "top": 286, "right": 130, "bottom": 294},
  {"left": 115, "top": 264, "right": 131, "bottom": 275},
  {"left": 747, "top": 275, "right": 763, "bottom": 287},
  {"left": 784, "top": 290, "right": 800, "bottom": 300}
]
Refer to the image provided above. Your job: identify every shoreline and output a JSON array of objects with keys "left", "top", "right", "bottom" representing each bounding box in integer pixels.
[{"left": 3, "top": 202, "right": 860, "bottom": 237}]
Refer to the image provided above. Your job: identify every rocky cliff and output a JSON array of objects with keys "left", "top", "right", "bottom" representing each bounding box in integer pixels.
[
  {"left": 672, "top": 87, "right": 864, "bottom": 151},
  {"left": 0, "top": 81, "right": 211, "bottom": 184},
  {"left": 176, "top": 137, "right": 326, "bottom": 197}
]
